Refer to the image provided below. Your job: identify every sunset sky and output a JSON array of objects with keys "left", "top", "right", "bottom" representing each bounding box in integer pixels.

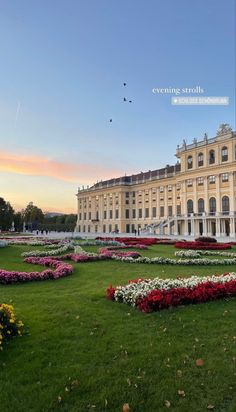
[{"left": 0, "top": 0, "right": 235, "bottom": 213}]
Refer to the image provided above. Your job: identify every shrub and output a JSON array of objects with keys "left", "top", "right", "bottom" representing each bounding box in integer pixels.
[{"left": 195, "top": 236, "right": 217, "bottom": 243}]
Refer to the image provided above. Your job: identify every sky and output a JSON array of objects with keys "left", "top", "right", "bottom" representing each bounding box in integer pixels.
[{"left": 0, "top": 0, "right": 235, "bottom": 213}]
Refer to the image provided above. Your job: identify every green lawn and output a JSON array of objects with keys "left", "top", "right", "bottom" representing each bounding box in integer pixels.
[{"left": 0, "top": 244, "right": 236, "bottom": 412}]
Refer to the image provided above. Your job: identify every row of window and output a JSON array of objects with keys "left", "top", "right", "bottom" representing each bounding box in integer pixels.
[
  {"left": 79, "top": 173, "right": 232, "bottom": 207},
  {"left": 186, "top": 173, "right": 230, "bottom": 187},
  {"left": 79, "top": 195, "right": 230, "bottom": 221},
  {"left": 187, "top": 146, "right": 230, "bottom": 169},
  {"left": 187, "top": 196, "right": 230, "bottom": 214}
]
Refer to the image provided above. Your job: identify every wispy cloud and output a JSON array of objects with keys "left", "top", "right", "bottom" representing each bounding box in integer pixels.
[{"left": 0, "top": 151, "right": 124, "bottom": 183}]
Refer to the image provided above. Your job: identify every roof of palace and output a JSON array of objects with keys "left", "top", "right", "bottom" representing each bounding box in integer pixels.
[{"left": 79, "top": 163, "right": 181, "bottom": 192}]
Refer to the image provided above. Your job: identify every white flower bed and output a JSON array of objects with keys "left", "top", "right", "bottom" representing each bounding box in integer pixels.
[
  {"left": 113, "top": 255, "right": 236, "bottom": 266},
  {"left": 21, "top": 243, "right": 74, "bottom": 257},
  {"left": 8, "top": 239, "right": 46, "bottom": 246},
  {"left": 114, "top": 272, "right": 236, "bottom": 306},
  {"left": 175, "top": 250, "right": 236, "bottom": 258},
  {"left": 74, "top": 245, "right": 98, "bottom": 257}
]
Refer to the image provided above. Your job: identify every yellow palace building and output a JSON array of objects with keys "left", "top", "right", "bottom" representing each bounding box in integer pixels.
[{"left": 75, "top": 124, "right": 236, "bottom": 238}]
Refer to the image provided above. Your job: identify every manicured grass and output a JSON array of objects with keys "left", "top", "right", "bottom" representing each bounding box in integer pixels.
[{"left": 0, "top": 244, "right": 236, "bottom": 412}]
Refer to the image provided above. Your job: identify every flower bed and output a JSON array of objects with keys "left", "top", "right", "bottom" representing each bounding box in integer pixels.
[
  {"left": 0, "top": 258, "right": 73, "bottom": 284},
  {"left": 58, "top": 250, "right": 141, "bottom": 262},
  {"left": 138, "top": 280, "right": 236, "bottom": 313},
  {"left": 175, "top": 241, "right": 231, "bottom": 250},
  {"left": 175, "top": 250, "right": 236, "bottom": 258},
  {"left": 96, "top": 237, "right": 158, "bottom": 246},
  {"left": 21, "top": 243, "right": 74, "bottom": 257},
  {"left": 99, "top": 246, "right": 143, "bottom": 256},
  {"left": 112, "top": 255, "right": 236, "bottom": 265},
  {"left": 107, "top": 273, "right": 236, "bottom": 313},
  {"left": 0, "top": 304, "right": 24, "bottom": 348},
  {"left": 80, "top": 240, "right": 125, "bottom": 247}
]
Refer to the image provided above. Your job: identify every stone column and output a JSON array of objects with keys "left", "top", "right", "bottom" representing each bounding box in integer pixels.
[
  {"left": 164, "top": 186, "right": 168, "bottom": 218},
  {"left": 230, "top": 218, "right": 235, "bottom": 238},
  {"left": 190, "top": 218, "right": 195, "bottom": 236},
  {"left": 184, "top": 219, "right": 188, "bottom": 236},
  {"left": 229, "top": 172, "right": 235, "bottom": 212},
  {"left": 215, "top": 174, "right": 220, "bottom": 212},
  {"left": 216, "top": 218, "right": 221, "bottom": 237},
  {"left": 174, "top": 218, "right": 178, "bottom": 236}
]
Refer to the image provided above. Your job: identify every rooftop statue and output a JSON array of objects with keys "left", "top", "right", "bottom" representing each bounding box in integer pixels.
[{"left": 217, "top": 124, "right": 232, "bottom": 136}]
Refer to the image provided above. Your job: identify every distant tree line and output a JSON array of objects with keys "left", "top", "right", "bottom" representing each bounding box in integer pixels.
[{"left": 0, "top": 198, "right": 77, "bottom": 232}]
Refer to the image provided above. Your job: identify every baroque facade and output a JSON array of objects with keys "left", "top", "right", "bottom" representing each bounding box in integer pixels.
[{"left": 75, "top": 125, "right": 236, "bottom": 238}]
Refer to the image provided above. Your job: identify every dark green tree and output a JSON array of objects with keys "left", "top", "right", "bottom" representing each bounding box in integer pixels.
[
  {"left": 13, "top": 211, "right": 24, "bottom": 232},
  {"left": 23, "top": 202, "right": 44, "bottom": 230},
  {"left": 0, "top": 197, "right": 14, "bottom": 231}
]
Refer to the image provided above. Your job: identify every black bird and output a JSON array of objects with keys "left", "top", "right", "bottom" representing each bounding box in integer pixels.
[
  {"left": 129, "top": 100, "right": 132, "bottom": 103},
  {"left": 109, "top": 119, "right": 112, "bottom": 122},
  {"left": 123, "top": 83, "right": 126, "bottom": 86},
  {"left": 123, "top": 97, "right": 127, "bottom": 102}
]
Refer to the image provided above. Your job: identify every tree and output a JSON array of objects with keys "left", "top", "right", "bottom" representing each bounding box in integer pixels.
[
  {"left": 23, "top": 202, "right": 44, "bottom": 230},
  {"left": 13, "top": 211, "right": 24, "bottom": 232},
  {"left": 0, "top": 197, "right": 14, "bottom": 231},
  {"left": 65, "top": 214, "right": 77, "bottom": 225}
]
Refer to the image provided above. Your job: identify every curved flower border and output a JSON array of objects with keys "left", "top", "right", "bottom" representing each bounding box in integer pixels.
[
  {"left": 0, "top": 257, "right": 73, "bottom": 284},
  {"left": 107, "top": 273, "right": 236, "bottom": 312}
]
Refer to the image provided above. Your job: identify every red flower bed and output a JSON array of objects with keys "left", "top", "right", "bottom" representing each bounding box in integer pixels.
[
  {"left": 175, "top": 242, "right": 231, "bottom": 250},
  {"left": 107, "top": 285, "right": 116, "bottom": 300},
  {"left": 138, "top": 280, "right": 236, "bottom": 313},
  {"left": 96, "top": 237, "right": 175, "bottom": 246}
]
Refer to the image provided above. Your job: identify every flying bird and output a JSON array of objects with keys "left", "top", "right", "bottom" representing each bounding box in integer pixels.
[
  {"left": 123, "top": 83, "right": 127, "bottom": 86},
  {"left": 123, "top": 98, "right": 127, "bottom": 102},
  {"left": 109, "top": 119, "right": 112, "bottom": 122},
  {"left": 129, "top": 100, "right": 132, "bottom": 103}
]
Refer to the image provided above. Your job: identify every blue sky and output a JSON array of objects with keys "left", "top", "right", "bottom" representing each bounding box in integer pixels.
[{"left": 0, "top": 0, "right": 235, "bottom": 212}]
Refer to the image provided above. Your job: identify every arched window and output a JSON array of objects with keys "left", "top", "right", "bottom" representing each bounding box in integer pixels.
[
  {"left": 222, "top": 196, "right": 230, "bottom": 214},
  {"left": 209, "top": 150, "right": 215, "bottom": 164},
  {"left": 198, "top": 152, "right": 204, "bottom": 167},
  {"left": 187, "top": 155, "right": 193, "bottom": 169},
  {"left": 198, "top": 198, "right": 205, "bottom": 214},
  {"left": 209, "top": 197, "right": 216, "bottom": 215},
  {"left": 221, "top": 146, "right": 228, "bottom": 162},
  {"left": 187, "top": 199, "right": 194, "bottom": 215}
]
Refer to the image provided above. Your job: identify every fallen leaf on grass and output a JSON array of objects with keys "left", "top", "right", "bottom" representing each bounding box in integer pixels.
[
  {"left": 196, "top": 358, "right": 204, "bottom": 366},
  {"left": 164, "top": 400, "right": 171, "bottom": 408},
  {"left": 178, "top": 390, "right": 185, "bottom": 397},
  {"left": 71, "top": 379, "right": 80, "bottom": 387}
]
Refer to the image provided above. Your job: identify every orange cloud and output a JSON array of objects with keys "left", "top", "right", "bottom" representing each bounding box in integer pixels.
[{"left": 0, "top": 151, "right": 124, "bottom": 184}]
